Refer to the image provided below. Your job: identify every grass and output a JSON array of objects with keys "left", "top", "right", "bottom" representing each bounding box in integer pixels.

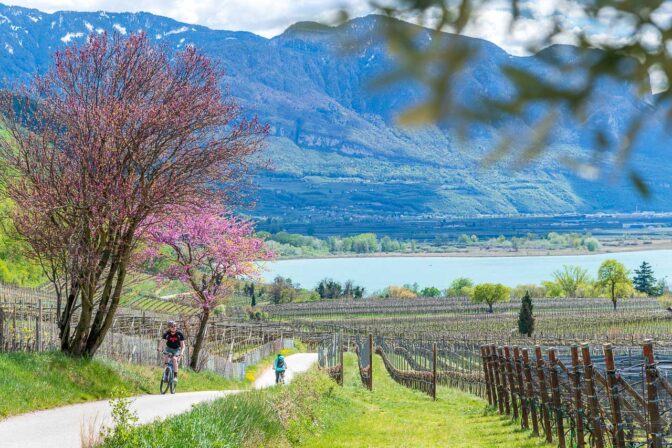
[
  {"left": 98, "top": 351, "right": 548, "bottom": 447},
  {"left": 100, "top": 367, "right": 339, "bottom": 448},
  {"left": 300, "top": 354, "right": 549, "bottom": 448},
  {"left": 0, "top": 351, "right": 247, "bottom": 419}
]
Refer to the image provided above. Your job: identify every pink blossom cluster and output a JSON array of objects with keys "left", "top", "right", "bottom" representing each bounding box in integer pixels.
[{"left": 140, "top": 206, "right": 273, "bottom": 310}]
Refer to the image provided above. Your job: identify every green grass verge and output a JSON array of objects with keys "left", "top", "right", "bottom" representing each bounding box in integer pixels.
[
  {"left": 302, "top": 354, "right": 548, "bottom": 448},
  {"left": 99, "top": 351, "right": 547, "bottom": 447},
  {"left": 0, "top": 351, "right": 246, "bottom": 419},
  {"left": 100, "top": 367, "right": 340, "bottom": 448}
]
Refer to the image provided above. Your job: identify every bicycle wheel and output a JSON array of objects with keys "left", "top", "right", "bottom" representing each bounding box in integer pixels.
[
  {"left": 160, "top": 366, "right": 172, "bottom": 394},
  {"left": 170, "top": 373, "right": 177, "bottom": 394}
]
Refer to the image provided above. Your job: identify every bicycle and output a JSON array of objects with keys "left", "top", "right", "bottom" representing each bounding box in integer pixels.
[
  {"left": 160, "top": 352, "right": 179, "bottom": 395},
  {"left": 276, "top": 370, "right": 286, "bottom": 385}
]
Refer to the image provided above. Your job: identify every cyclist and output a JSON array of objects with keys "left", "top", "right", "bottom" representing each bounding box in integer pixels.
[
  {"left": 157, "top": 320, "right": 185, "bottom": 383},
  {"left": 274, "top": 353, "right": 287, "bottom": 384}
]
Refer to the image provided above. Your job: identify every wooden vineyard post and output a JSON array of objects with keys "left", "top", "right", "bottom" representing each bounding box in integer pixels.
[
  {"left": 487, "top": 345, "right": 500, "bottom": 410},
  {"left": 481, "top": 346, "right": 494, "bottom": 406},
  {"left": 432, "top": 342, "right": 437, "bottom": 401},
  {"left": 513, "top": 347, "right": 529, "bottom": 430},
  {"left": 570, "top": 345, "right": 586, "bottom": 448},
  {"left": 0, "top": 305, "right": 4, "bottom": 351},
  {"left": 12, "top": 301, "right": 17, "bottom": 350},
  {"left": 535, "top": 346, "right": 553, "bottom": 444},
  {"left": 368, "top": 333, "right": 374, "bottom": 391},
  {"left": 548, "top": 348, "right": 566, "bottom": 448},
  {"left": 643, "top": 340, "right": 663, "bottom": 448},
  {"left": 339, "top": 332, "right": 344, "bottom": 386},
  {"left": 36, "top": 299, "right": 42, "bottom": 352},
  {"left": 497, "top": 347, "right": 511, "bottom": 415},
  {"left": 522, "top": 349, "right": 539, "bottom": 437},
  {"left": 492, "top": 344, "right": 504, "bottom": 414},
  {"left": 581, "top": 343, "right": 605, "bottom": 448},
  {"left": 603, "top": 343, "right": 625, "bottom": 448},
  {"left": 504, "top": 346, "right": 519, "bottom": 420}
]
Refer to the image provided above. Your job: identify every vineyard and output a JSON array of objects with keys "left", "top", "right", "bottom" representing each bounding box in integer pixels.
[
  {"left": 267, "top": 297, "right": 672, "bottom": 347},
  {"left": 315, "top": 333, "right": 672, "bottom": 447},
  {"left": 5, "top": 278, "right": 672, "bottom": 446},
  {"left": 0, "top": 284, "right": 298, "bottom": 380},
  {"left": 300, "top": 295, "right": 672, "bottom": 447}
]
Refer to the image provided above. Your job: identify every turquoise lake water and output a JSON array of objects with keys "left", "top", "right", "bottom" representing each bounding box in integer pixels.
[{"left": 261, "top": 250, "right": 672, "bottom": 292}]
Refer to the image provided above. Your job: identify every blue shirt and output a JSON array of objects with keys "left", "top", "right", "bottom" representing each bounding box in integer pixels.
[{"left": 274, "top": 356, "right": 286, "bottom": 372}]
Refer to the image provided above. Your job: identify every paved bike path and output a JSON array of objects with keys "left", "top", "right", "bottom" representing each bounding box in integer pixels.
[
  {"left": 0, "top": 353, "right": 317, "bottom": 448},
  {"left": 253, "top": 352, "right": 317, "bottom": 389}
]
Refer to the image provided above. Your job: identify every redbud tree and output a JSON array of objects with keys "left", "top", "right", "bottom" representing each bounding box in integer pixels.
[
  {"left": 0, "top": 33, "right": 266, "bottom": 357},
  {"left": 141, "top": 208, "right": 272, "bottom": 369}
]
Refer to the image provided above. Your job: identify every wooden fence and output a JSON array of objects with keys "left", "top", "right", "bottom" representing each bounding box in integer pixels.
[
  {"left": 348, "top": 333, "right": 672, "bottom": 447},
  {"left": 369, "top": 335, "right": 487, "bottom": 400},
  {"left": 0, "top": 284, "right": 296, "bottom": 380},
  {"left": 481, "top": 340, "right": 672, "bottom": 448}
]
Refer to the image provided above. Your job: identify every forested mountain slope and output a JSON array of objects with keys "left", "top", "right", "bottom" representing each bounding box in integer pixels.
[{"left": 0, "top": 4, "right": 669, "bottom": 224}]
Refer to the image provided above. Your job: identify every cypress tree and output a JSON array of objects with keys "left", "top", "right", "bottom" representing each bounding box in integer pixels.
[
  {"left": 247, "top": 283, "right": 257, "bottom": 307},
  {"left": 518, "top": 291, "right": 535, "bottom": 337}
]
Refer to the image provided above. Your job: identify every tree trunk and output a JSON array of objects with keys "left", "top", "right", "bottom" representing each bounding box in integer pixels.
[
  {"left": 190, "top": 308, "right": 211, "bottom": 370},
  {"left": 488, "top": 303, "right": 493, "bottom": 313},
  {"left": 58, "top": 229, "right": 134, "bottom": 358},
  {"left": 58, "top": 280, "right": 80, "bottom": 353},
  {"left": 68, "top": 284, "right": 95, "bottom": 357},
  {"left": 84, "top": 260, "right": 129, "bottom": 357}
]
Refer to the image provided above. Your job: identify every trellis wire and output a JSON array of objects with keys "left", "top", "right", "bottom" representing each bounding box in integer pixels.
[{"left": 318, "top": 332, "right": 343, "bottom": 385}]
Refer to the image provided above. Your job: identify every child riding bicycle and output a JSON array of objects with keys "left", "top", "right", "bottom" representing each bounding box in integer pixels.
[{"left": 157, "top": 320, "right": 186, "bottom": 382}]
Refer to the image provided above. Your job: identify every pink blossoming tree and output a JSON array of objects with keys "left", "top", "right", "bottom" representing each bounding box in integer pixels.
[
  {"left": 141, "top": 207, "right": 273, "bottom": 370},
  {"left": 0, "top": 33, "right": 266, "bottom": 357}
]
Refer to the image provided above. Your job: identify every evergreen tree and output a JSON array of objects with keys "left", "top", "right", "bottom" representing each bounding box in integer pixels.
[
  {"left": 518, "top": 291, "right": 535, "bottom": 337},
  {"left": 244, "top": 282, "right": 257, "bottom": 307},
  {"left": 316, "top": 278, "right": 343, "bottom": 299},
  {"left": 633, "top": 261, "right": 657, "bottom": 296}
]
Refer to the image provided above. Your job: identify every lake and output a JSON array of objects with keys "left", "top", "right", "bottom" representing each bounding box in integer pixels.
[{"left": 260, "top": 250, "right": 672, "bottom": 292}]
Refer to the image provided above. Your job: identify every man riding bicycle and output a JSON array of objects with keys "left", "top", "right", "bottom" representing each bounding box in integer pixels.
[
  {"left": 157, "top": 320, "right": 185, "bottom": 382},
  {"left": 274, "top": 353, "right": 287, "bottom": 384}
]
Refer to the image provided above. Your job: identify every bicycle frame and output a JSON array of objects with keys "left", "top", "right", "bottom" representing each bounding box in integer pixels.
[{"left": 160, "top": 352, "right": 179, "bottom": 394}]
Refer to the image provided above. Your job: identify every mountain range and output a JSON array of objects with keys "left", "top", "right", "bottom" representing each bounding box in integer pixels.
[{"left": 0, "top": 3, "right": 670, "bottom": 232}]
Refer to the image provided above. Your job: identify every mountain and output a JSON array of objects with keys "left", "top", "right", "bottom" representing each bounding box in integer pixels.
[{"left": 0, "top": 4, "right": 670, "bottom": 231}]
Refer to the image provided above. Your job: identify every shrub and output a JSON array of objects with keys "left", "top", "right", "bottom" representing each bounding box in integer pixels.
[
  {"left": 658, "top": 294, "right": 672, "bottom": 310},
  {"left": 420, "top": 286, "right": 441, "bottom": 298},
  {"left": 384, "top": 286, "right": 418, "bottom": 299},
  {"left": 245, "top": 307, "right": 268, "bottom": 321},
  {"left": 445, "top": 277, "right": 474, "bottom": 297}
]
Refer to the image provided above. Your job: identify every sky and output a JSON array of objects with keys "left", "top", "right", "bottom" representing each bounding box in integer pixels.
[{"left": 4, "top": 1, "right": 672, "bottom": 57}]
